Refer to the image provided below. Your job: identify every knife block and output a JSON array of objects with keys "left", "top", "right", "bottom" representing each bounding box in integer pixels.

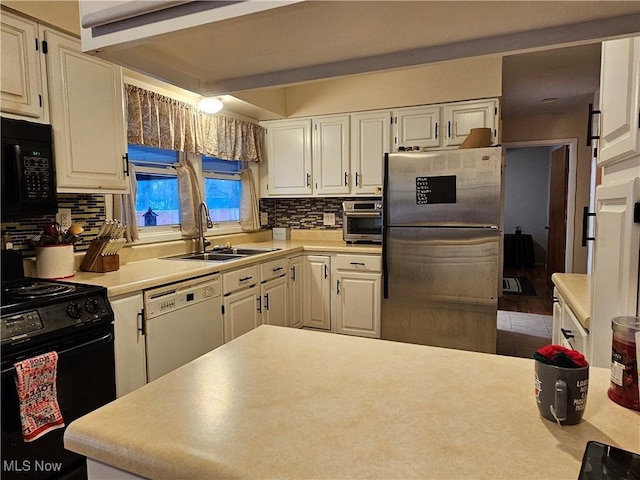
[{"left": 80, "top": 240, "right": 120, "bottom": 273}]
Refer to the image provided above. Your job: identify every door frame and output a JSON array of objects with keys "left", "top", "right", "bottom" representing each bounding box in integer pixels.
[{"left": 503, "top": 138, "right": 578, "bottom": 273}]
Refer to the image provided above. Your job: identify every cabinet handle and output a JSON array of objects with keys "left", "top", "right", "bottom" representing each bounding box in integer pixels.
[
  {"left": 291, "top": 265, "right": 296, "bottom": 281},
  {"left": 355, "top": 172, "right": 359, "bottom": 187},
  {"left": 560, "top": 328, "right": 575, "bottom": 340},
  {"left": 272, "top": 266, "right": 283, "bottom": 273},
  {"left": 350, "top": 262, "right": 366, "bottom": 266},
  {"left": 137, "top": 309, "right": 145, "bottom": 336},
  {"left": 324, "top": 264, "right": 328, "bottom": 279},
  {"left": 344, "top": 172, "right": 348, "bottom": 186},
  {"left": 239, "top": 276, "right": 253, "bottom": 282},
  {"left": 435, "top": 122, "right": 438, "bottom": 139},
  {"left": 123, "top": 153, "right": 130, "bottom": 176},
  {"left": 265, "top": 293, "right": 269, "bottom": 311},
  {"left": 586, "top": 103, "right": 601, "bottom": 147},
  {"left": 257, "top": 296, "right": 262, "bottom": 313},
  {"left": 581, "top": 206, "right": 596, "bottom": 247},
  {"left": 306, "top": 173, "right": 311, "bottom": 187},
  {"left": 336, "top": 279, "right": 341, "bottom": 294},
  {"left": 448, "top": 121, "right": 451, "bottom": 138}
]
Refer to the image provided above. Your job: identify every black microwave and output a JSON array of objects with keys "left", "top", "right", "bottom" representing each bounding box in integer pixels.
[{"left": 1, "top": 117, "right": 57, "bottom": 219}]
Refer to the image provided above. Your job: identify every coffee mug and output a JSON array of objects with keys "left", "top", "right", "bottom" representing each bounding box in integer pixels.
[{"left": 534, "top": 360, "right": 589, "bottom": 425}]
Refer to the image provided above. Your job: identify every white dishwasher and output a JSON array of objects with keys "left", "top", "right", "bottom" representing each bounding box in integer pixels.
[{"left": 144, "top": 274, "right": 223, "bottom": 382}]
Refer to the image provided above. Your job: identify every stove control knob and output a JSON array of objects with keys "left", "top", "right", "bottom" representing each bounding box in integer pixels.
[
  {"left": 84, "top": 298, "right": 101, "bottom": 314},
  {"left": 66, "top": 302, "right": 82, "bottom": 319}
]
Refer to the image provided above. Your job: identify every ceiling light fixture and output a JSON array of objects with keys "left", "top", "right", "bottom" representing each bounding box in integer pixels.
[{"left": 198, "top": 97, "right": 223, "bottom": 114}]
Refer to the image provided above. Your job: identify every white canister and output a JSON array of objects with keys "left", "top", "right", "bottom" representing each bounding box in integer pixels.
[{"left": 36, "top": 244, "right": 75, "bottom": 279}]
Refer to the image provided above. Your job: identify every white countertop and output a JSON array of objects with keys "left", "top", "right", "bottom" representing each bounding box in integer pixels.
[
  {"left": 70, "top": 239, "right": 381, "bottom": 297},
  {"left": 552, "top": 273, "right": 591, "bottom": 329},
  {"left": 65, "top": 326, "right": 639, "bottom": 479}
]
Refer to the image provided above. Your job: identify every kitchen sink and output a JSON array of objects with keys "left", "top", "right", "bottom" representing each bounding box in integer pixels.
[
  {"left": 163, "top": 252, "right": 246, "bottom": 262},
  {"left": 162, "top": 247, "right": 281, "bottom": 263}
]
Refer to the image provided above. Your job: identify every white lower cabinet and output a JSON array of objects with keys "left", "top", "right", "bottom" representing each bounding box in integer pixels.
[
  {"left": 302, "top": 255, "right": 332, "bottom": 330},
  {"left": 552, "top": 288, "right": 589, "bottom": 358},
  {"left": 334, "top": 255, "right": 381, "bottom": 338},
  {"left": 222, "top": 265, "right": 261, "bottom": 342},
  {"left": 260, "top": 257, "right": 289, "bottom": 327},
  {"left": 288, "top": 255, "right": 304, "bottom": 328},
  {"left": 110, "top": 293, "right": 147, "bottom": 398}
]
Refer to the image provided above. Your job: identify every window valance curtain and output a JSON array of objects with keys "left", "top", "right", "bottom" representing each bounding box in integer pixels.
[{"left": 125, "top": 84, "right": 263, "bottom": 162}]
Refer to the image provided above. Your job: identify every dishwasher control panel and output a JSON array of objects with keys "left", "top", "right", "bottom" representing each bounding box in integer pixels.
[{"left": 144, "top": 275, "right": 221, "bottom": 319}]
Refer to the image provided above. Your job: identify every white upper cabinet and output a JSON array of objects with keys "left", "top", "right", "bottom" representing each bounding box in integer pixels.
[
  {"left": 1, "top": 11, "right": 48, "bottom": 121},
  {"left": 443, "top": 99, "right": 498, "bottom": 147},
  {"left": 43, "top": 28, "right": 128, "bottom": 193},
  {"left": 350, "top": 110, "right": 389, "bottom": 196},
  {"left": 313, "top": 115, "right": 350, "bottom": 195},
  {"left": 263, "top": 118, "right": 313, "bottom": 196},
  {"left": 598, "top": 36, "right": 640, "bottom": 166},
  {"left": 392, "top": 106, "right": 440, "bottom": 151}
]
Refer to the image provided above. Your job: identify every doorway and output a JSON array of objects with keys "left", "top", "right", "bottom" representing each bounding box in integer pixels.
[{"left": 499, "top": 139, "right": 577, "bottom": 316}]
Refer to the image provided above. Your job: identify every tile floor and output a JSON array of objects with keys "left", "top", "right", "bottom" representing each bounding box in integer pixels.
[{"left": 497, "top": 310, "right": 553, "bottom": 358}]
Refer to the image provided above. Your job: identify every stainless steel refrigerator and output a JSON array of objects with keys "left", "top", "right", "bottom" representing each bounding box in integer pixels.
[{"left": 381, "top": 147, "right": 503, "bottom": 353}]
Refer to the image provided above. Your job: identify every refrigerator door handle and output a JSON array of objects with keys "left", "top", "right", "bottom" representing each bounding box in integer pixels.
[{"left": 382, "top": 153, "right": 389, "bottom": 299}]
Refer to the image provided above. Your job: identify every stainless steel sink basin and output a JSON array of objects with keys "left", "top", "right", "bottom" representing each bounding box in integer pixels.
[
  {"left": 163, "top": 252, "right": 245, "bottom": 262},
  {"left": 232, "top": 247, "right": 281, "bottom": 255}
]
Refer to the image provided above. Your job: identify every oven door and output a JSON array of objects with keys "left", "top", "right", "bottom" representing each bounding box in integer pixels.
[
  {"left": 343, "top": 211, "right": 383, "bottom": 243},
  {"left": 1, "top": 325, "right": 116, "bottom": 480}
]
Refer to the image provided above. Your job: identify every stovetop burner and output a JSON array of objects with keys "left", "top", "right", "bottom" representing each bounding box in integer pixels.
[{"left": 2, "top": 278, "right": 76, "bottom": 299}]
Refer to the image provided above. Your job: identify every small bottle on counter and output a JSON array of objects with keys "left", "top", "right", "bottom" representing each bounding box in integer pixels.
[{"left": 2, "top": 232, "right": 14, "bottom": 250}]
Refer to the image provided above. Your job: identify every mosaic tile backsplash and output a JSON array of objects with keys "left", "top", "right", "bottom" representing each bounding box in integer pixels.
[{"left": 1, "top": 194, "right": 106, "bottom": 253}]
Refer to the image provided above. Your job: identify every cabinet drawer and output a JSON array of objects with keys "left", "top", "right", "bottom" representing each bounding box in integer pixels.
[
  {"left": 223, "top": 265, "right": 260, "bottom": 295},
  {"left": 335, "top": 254, "right": 381, "bottom": 272},
  {"left": 260, "top": 258, "right": 288, "bottom": 282}
]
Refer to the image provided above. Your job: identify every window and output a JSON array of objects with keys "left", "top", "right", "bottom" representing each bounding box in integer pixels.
[
  {"left": 202, "top": 156, "right": 242, "bottom": 225},
  {"left": 128, "top": 145, "right": 180, "bottom": 228}
]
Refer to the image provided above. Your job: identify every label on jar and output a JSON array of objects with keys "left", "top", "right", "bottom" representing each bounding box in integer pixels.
[{"left": 611, "top": 360, "right": 625, "bottom": 386}]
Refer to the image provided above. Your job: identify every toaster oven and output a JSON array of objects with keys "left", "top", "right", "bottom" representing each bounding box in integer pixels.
[{"left": 342, "top": 200, "right": 383, "bottom": 243}]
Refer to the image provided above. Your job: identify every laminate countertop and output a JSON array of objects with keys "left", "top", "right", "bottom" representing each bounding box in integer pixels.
[
  {"left": 69, "top": 239, "right": 381, "bottom": 297},
  {"left": 65, "top": 326, "right": 639, "bottom": 480},
  {"left": 552, "top": 273, "right": 591, "bottom": 329}
]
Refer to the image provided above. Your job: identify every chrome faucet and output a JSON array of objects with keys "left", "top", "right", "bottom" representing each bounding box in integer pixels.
[{"left": 197, "top": 202, "right": 213, "bottom": 253}]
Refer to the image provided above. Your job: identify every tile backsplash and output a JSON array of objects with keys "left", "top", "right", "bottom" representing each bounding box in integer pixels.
[
  {"left": 1, "top": 194, "right": 106, "bottom": 253},
  {"left": 259, "top": 197, "right": 379, "bottom": 229}
]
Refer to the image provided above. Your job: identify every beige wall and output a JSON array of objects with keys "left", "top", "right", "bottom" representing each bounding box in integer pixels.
[
  {"left": 503, "top": 107, "right": 592, "bottom": 273},
  {"left": 2, "top": 0, "right": 80, "bottom": 35},
  {"left": 237, "top": 55, "right": 502, "bottom": 119}
]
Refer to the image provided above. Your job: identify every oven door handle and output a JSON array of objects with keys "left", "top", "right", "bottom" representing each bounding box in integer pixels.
[
  {"left": 1, "top": 331, "right": 114, "bottom": 375},
  {"left": 343, "top": 211, "right": 381, "bottom": 217}
]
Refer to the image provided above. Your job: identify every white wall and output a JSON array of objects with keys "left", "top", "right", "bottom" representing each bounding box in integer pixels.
[{"left": 504, "top": 147, "right": 552, "bottom": 264}]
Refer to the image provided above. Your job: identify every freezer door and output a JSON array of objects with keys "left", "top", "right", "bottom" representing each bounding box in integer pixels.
[
  {"left": 385, "top": 148, "right": 501, "bottom": 226},
  {"left": 383, "top": 227, "right": 499, "bottom": 305}
]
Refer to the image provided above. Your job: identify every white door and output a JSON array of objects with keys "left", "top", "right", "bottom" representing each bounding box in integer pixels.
[
  {"left": 264, "top": 118, "right": 312, "bottom": 195},
  {"left": 1, "top": 12, "right": 47, "bottom": 121},
  {"left": 313, "top": 115, "right": 350, "bottom": 195},
  {"left": 223, "top": 286, "right": 261, "bottom": 342},
  {"left": 289, "top": 256, "right": 303, "bottom": 328},
  {"left": 443, "top": 99, "right": 497, "bottom": 147},
  {"left": 350, "top": 110, "right": 390, "bottom": 195},
  {"left": 393, "top": 106, "right": 440, "bottom": 151},
  {"left": 336, "top": 271, "right": 381, "bottom": 338},
  {"left": 598, "top": 36, "right": 640, "bottom": 165},
  {"left": 261, "top": 275, "right": 288, "bottom": 327},
  {"left": 110, "top": 293, "right": 146, "bottom": 397},
  {"left": 589, "top": 178, "right": 640, "bottom": 368},
  {"left": 42, "top": 28, "right": 128, "bottom": 193},
  {"left": 303, "top": 255, "right": 331, "bottom": 330}
]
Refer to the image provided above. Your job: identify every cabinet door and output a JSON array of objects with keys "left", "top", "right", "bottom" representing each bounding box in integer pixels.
[
  {"left": 350, "top": 110, "right": 389, "bottom": 195},
  {"left": 552, "top": 289, "right": 564, "bottom": 345},
  {"left": 223, "top": 286, "right": 261, "bottom": 342},
  {"left": 264, "top": 118, "right": 312, "bottom": 195},
  {"left": 590, "top": 178, "right": 640, "bottom": 368},
  {"left": 393, "top": 106, "right": 440, "bottom": 151},
  {"left": 335, "top": 271, "right": 381, "bottom": 338},
  {"left": 110, "top": 293, "right": 146, "bottom": 398},
  {"left": 42, "top": 28, "right": 128, "bottom": 193},
  {"left": 261, "top": 275, "right": 288, "bottom": 327},
  {"left": 598, "top": 37, "right": 640, "bottom": 165},
  {"left": 443, "top": 99, "right": 497, "bottom": 147},
  {"left": 302, "top": 255, "right": 331, "bottom": 330},
  {"left": 0, "top": 12, "right": 47, "bottom": 121},
  {"left": 289, "top": 255, "right": 303, "bottom": 328},
  {"left": 313, "top": 115, "right": 350, "bottom": 195}
]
